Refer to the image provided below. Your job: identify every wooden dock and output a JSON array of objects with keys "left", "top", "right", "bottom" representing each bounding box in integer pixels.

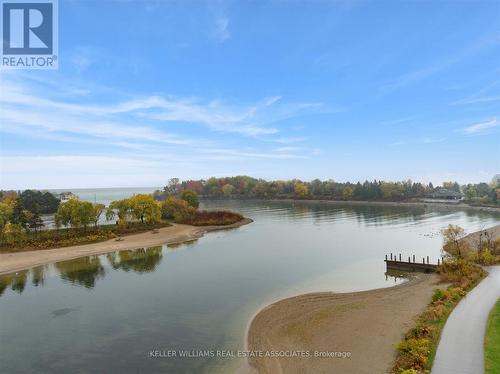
[{"left": 384, "top": 253, "right": 440, "bottom": 273}]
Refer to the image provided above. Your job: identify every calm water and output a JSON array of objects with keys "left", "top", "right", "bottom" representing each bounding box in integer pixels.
[{"left": 1, "top": 200, "right": 498, "bottom": 373}]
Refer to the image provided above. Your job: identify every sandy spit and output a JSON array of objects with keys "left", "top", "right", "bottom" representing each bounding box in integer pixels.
[
  {"left": 0, "top": 218, "right": 252, "bottom": 276},
  {"left": 246, "top": 274, "right": 439, "bottom": 374}
]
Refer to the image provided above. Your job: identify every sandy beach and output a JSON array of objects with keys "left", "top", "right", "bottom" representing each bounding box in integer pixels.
[
  {"left": 247, "top": 274, "right": 439, "bottom": 374},
  {"left": 0, "top": 218, "right": 252, "bottom": 276}
]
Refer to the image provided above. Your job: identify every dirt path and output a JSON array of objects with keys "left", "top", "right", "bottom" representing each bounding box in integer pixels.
[
  {"left": 247, "top": 274, "right": 439, "bottom": 374},
  {"left": 0, "top": 218, "right": 252, "bottom": 276},
  {"left": 432, "top": 266, "right": 500, "bottom": 374}
]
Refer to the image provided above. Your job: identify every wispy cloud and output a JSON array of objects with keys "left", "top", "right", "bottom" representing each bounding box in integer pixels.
[
  {"left": 0, "top": 77, "right": 305, "bottom": 138},
  {"left": 460, "top": 119, "right": 499, "bottom": 135},
  {"left": 214, "top": 15, "right": 230, "bottom": 42},
  {"left": 379, "top": 36, "right": 499, "bottom": 95},
  {"left": 453, "top": 96, "right": 500, "bottom": 105}
]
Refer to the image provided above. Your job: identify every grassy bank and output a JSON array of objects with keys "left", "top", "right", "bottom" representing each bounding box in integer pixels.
[
  {"left": 392, "top": 259, "right": 486, "bottom": 373},
  {"left": 0, "top": 222, "right": 171, "bottom": 252},
  {"left": 485, "top": 298, "right": 500, "bottom": 374}
]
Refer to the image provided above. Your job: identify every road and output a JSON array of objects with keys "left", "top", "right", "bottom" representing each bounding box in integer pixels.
[{"left": 432, "top": 266, "right": 500, "bottom": 374}]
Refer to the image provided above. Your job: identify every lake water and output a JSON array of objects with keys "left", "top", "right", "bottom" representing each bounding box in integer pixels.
[{"left": 1, "top": 200, "right": 498, "bottom": 373}]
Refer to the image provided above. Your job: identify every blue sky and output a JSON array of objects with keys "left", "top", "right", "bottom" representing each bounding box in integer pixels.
[{"left": 0, "top": 0, "right": 499, "bottom": 189}]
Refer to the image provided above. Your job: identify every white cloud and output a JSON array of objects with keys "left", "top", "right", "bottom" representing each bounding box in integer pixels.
[
  {"left": 461, "top": 119, "right": 499, "bottom": 135},
  {"left": 453, "top": 96, "right": 500, "bottom": 105}
]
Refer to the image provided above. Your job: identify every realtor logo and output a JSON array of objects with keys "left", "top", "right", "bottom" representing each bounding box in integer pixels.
[{"left": 1, "top": 0, "right": 58, "bottom": 68}]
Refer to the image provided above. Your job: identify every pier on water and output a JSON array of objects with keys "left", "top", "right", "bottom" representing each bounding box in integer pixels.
[{"left": 384, "top": 253, "right": 441, "bottom": 273}]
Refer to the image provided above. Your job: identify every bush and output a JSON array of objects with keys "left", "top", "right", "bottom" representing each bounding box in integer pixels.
[
  {"left": 161, "top": 196, "right": 196, "bottom": 222},
  {"left": 180, "top": 210, "right": 243, "bottom": 226},
  {"left": 397, "top": 338, "right": 431, "bottom": 370},
  {"left": 437, "top": 259, "right": 485, "bottom": 290},
  {"left": 181, "top": 190, "right": 199, "bottom": 208}
]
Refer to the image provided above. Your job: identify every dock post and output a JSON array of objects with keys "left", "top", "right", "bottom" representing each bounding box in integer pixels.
[
  {"left": 422, "top": 257, "right": 425, "bottom": 264},
  {"left": 399, "top": 254, "right": 402, "bottom": 261},
  {"left": 413, "top": 254, "right": 415, "bottom": 263},
  {"left": 427, "top": 256, "right": 429, "bottom": 264},
  {"left": 385, "top": 254, "right": 388, "bottom": 261},
  {"left": 390, "top": 253, "right": 393, "bottom": 260},
  {"left": 408, "top": 256, "right": 411, "bottom": 263},
  {"left": 438, "top": 259, "right": 440, "bottom": 266}
]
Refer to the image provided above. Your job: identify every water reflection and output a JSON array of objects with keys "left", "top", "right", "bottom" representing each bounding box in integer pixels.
[
  {"left": 0, "top": 270, "right": 28, "bottom": 296},
  {"left": 56, "top": 256, "right": 105, "bottom": 289},
  {"left": 106, "top": 246, "right": 163, "bottom": 273},
  {"left": 167, "top": 239, "right": 198, "bottom": 249},
  {"left": 0, "top": 246, "right": 164, "bottom": 296}
]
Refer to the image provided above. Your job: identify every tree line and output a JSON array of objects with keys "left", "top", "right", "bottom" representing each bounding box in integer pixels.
[{"left": 154, "top": 176, "right": 500, "bottom": 205}]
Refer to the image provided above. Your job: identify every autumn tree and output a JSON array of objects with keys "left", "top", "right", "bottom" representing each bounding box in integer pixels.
[
  {"left": 294, "top": 182, "right": 309, "bottom": 198},
  {"left": 161, "top": 196, "right": 196, "bottom": 222},
  {"left": 441, "top": 224, "right": 468, "bottom": 258},
  {"left": 55, "top": 199, "right": 95, "bottom": 230},
  {"left": 128, "top": 194, "right": 161, "bottom": 224},
  {"left": 222, "top": 184, "right": 235, "bottom": 197},
  {"left": 342, "top": 186, "right": 353, "bottom": 200},
  {"left": 181, "top": 190, "right": 200, "bottom": 208}
]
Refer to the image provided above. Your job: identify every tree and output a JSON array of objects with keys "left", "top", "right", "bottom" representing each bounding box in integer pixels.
[
  {"left": 161, "top": 196, "right": 195, "bottom": 222},
  {"left": 10, "top": 198, "right": 27, "bottom": 228},
  {"left": 128, "top": 194, "right": 161, "bottom": 224},
  {"left": 342, "top": 186, "right": 353, "bottom": 200},
  {"left": 20, "top": 190, "right": 59, "bottom": 214},
  {"left": 294, "top": 182, "right": 309, "bottom": 198},
  {"left": 55, "top": 199, "right": 95, "bottom": 230},
  {"left": 441, "top": 224, "right": 468, "bottom": 258},
  {"left": 106, "top": 199, "right": 132, "bottom": 223},
  {"left": 163, "top": 178, "right": 180, "bottom": 196},
  {"left": 222, "top": 184, "right": 235, "bottom": 197},
  {"left": 27, "top": 207, "right": 45, "bottom": 232},
  {"left": 181, "top": 190, "right": 200, "bottom": 208},
  {"left": 0, "top": 203, "right": 12, "bottom": 231}
]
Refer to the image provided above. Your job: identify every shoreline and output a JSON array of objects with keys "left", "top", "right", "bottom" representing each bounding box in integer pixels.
[
  {"left": 246, "top": 274, "right": 439, "bottom": 374},
  {"left": 0, "top": 218, "right": 252, "bottom": 276},
  {"left": 205, "top": 197, "right": 500, "bottom": 214}
]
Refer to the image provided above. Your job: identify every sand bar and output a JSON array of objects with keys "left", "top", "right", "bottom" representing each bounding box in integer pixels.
[{"left": 247, "top": 274, "right": 439, "bottom": 374}]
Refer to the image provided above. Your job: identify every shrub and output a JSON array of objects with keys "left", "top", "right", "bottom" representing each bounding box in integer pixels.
[
  {"left": 180, "top": 210, "right": 243, "bottom": 226},
  {"left": 161, "top": 196, "right": 196, "bottom": 222},
  {"left": 181, "top": 190, "right": 199, "bottom": 208},
  {"left": 397, "top": 338, "right": 431, "bottom": 370}
]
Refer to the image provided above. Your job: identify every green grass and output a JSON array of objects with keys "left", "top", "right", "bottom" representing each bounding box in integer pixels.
[{"left": 485, "top": 298, "right": 500, "bottom": 374}]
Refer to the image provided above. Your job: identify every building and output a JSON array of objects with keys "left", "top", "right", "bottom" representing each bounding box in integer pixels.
[
  {"left": 427, "top": 188, "right": 463, "bottom": 200},
  {"left": 58, "top": 192, "right": 79, "bottom": 203}
]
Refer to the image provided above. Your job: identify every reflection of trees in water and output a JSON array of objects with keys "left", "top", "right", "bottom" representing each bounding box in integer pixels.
[
  {"left": 55, "top": 256, "right": 105, "bottom": 289},
  {"left": 167, "top": 239, "right": 198, "bottom": 249},
  {"left": 106, "top": 246, "right": 163, "bottom": 273},
  {"left": 31, "top": 265, "right": 47, "bottom": 287},
  {"left": 0, "top": 247, "right": 165, "bottom": 297},
  {"left": 0, "top": 270, "right": 29, "bottom": 296}
]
